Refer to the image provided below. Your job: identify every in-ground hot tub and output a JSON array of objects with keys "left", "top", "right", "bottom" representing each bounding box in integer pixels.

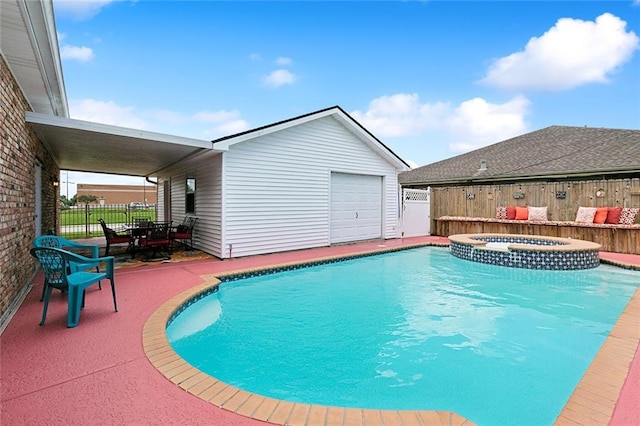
[{"left": 449, "top": 233, "right": 601, "bottom": 270}]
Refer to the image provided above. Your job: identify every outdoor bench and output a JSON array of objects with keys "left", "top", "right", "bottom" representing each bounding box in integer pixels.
[{"left": 434, "top": 216, "right": 640, "bottom": 255}]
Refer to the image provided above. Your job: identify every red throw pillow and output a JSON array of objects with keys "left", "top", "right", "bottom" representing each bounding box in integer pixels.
[
  {"left": 506, "top": 206, "right": 517, "bottom": 220},
  {"left": 605, "top": 207, "right": 623, "bottom": 224},
  {"left": 593, "top": 207, "right": 608, "bottom": 224},
  {"left": 515, "top": 206, "right": 528, "bottom": 220}
]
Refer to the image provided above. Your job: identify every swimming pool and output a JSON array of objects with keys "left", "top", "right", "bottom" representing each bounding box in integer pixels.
[{"left": 166, "top": 247, "right": 639, "bottom": 425}]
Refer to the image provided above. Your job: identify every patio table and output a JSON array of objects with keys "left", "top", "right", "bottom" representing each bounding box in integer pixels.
[{"left": 124, "top": 221, "right": 173, "bottom": 259}]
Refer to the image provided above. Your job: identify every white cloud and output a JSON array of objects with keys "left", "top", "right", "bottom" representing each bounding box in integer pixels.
[
  {"left": 142, "top": 108, "right": 250, "bottom": 138},
  {"left": 193, "top": 110, "right": 250, "bottom": 136},
  {"left": 57, "top": 31, "right": 94, "bottom": 62},
  {"left": 215, "top": 120, "right": 250, "bottom": 135},
  {"left": 69, "top": 99, "right": 150, "bottom": 129},
  {"left": 53, "top": 0, "right": 117, "bottom": 20},
  {"left": 194, "top": 110, "right": 243, "bottom": 123},
  {"left": 263, "top": 69, "right": 297, "bottom": 88},
  {"left": 405, "top": 160, "right": 419, "bottom": 170},
  {"left": 275, "top": 57, "right": 293, "bottom": 66},
  {"left": 352, "top": 92, "right": 530, "bottom": 156},
  {"left": 480, "top": 13, "right": 639, "bottom": 91},
  {"left": 445, "top": 96, "right": 530, "bottom": 153},
  {"left": 60, "top": 45, "right": 94, "bottom": 61},
  {"left": 147, "top": 109, "right": 185, "bottom": 124},
  {"left": 249, "top": 53, "right": 262, "bottom": 61},
  {"left": 69, "top": 99, "right": 250, "bottom": 140},
  {"left": 351, "top": 93, "right": 449, "bottom": 137}
]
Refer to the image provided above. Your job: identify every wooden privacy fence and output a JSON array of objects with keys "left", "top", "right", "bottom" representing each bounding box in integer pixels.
[
  {"left": 426, "top": 177, "right": 640, "bottom": 254},
  {"left": 435, "top": 217, "right": 640, "bottom": 254},
  {"left": 430, "top": 178, "right": 640, "bottom": 222}
]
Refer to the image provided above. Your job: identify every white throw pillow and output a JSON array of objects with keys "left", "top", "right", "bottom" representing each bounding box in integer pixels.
[
  {"left": 527, "top": 206, "right": 548, "bottom": 221},
  {"left": 575, "top": 207, "right": 597, "bottom": 223}
]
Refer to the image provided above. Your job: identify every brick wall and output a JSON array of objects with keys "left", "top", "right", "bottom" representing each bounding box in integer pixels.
[
  {"left": 0, "top": 55, "right": 59, "bottom": 326},
  {"left": 77, "top": 183, "right": 158, "bottom": 205}
]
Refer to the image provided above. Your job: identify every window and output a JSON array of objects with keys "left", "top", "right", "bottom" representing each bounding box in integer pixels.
[{"left": 186, "top": 177, "right": 196, "bottom": 213}]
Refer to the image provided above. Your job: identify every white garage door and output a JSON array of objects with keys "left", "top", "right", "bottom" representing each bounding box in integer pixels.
[{"left": 330, "top": 172, "right": 382, "bottom": 244}]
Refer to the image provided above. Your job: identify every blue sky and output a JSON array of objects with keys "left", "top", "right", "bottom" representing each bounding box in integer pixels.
[{"left": 53, "top": 0, "right": 640, "bottom": 195}]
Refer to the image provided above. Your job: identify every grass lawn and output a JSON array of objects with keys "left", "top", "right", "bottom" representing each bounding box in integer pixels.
[
  {"left": 61, "top": 206, "right": 157, "bottom": 226},
  {"left": 60, "top": 205, "right": 158, "bottom": 238}
]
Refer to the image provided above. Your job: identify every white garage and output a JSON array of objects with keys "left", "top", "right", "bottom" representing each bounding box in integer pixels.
[{"left": 155, "top": 106, "right": 411, "bottom": 259}]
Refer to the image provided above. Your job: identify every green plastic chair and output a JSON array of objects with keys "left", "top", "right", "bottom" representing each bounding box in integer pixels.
[
  {"left": 33, "top": 235, "right": 102, "bottom": 301},
  {"left": 30, "top": 247, "right": 118, "bottom": 328}
]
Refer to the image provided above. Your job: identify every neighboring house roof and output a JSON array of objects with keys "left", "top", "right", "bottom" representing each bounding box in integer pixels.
[
  {"left": 399, "top": 126, "right": 640, "bottom": 187},
  {"left": 213, "top": 105, "right": 411, "bottom": 170},
  {"left": 1, "top": 0, "right": 67, "bottom": 116}
]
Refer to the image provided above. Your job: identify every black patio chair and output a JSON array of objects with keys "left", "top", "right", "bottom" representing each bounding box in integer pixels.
[
  {"left": 98, "top": 218, "right": 134, "bottom": 257},
  {"left": 170, "top": 216, "right": 198, "bottom": 251},
  {"left": 141, "top": 222, "right": 172, "bottom": 261}
]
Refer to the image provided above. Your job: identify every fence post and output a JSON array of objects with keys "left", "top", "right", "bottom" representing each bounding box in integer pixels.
[{"left": 85, "top": 204, "right": 91, "bottom": 238}]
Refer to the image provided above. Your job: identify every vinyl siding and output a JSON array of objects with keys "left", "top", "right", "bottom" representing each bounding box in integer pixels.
[
  {"left": 223, "top": 115, "right": 400, "bottom": 258},
  {"left": 157, "top": 180, "right": 166, "bottom": 219},
  {"left": 157, "top": 152, "right": 224, "bottom": 258}
]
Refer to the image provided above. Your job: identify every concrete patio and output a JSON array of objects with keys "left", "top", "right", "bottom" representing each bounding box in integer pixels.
[{"left": 1, "top": 236, "right": 638, "bottom": 425}]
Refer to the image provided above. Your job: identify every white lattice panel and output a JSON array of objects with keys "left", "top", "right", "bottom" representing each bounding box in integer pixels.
[{"left": 404, "top": 189, "right": 430, "bottom": 202}]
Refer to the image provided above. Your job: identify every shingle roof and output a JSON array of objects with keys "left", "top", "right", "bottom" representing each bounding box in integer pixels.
[{"left": 399, "top": 126, "right": 640, "bottom": 186}]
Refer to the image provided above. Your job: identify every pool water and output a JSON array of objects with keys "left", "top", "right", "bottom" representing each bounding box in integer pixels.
[{"left": 167, "top": 247, "right": 639, "bottom": 425}]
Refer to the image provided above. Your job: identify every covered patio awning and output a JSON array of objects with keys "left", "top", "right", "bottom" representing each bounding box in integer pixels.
[{"left": 26, "top": 112, "right": 224, "bottom": 177}]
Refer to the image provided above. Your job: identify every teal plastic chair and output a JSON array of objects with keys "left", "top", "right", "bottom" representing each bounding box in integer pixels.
[
  {"left": 33, "top": 235, "right": 102, "bottom": 301},
  {"left": 30, "top": 247, "right": 118, "bottom": 328}
]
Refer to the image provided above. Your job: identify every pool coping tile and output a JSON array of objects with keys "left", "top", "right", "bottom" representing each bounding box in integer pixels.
[
  {"left": 251, "top": 397, "right": 280, "bottom": 422},
  {"left": 307, "top": 405, "right": 328, "bottom": 425},
  {"left": 556, "top": 286, "right": 640, "bottom": 425}
]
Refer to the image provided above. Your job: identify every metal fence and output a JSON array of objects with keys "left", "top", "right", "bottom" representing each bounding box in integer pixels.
[{"left": 60, "top": 204, "right": 157, "bottom": 239}]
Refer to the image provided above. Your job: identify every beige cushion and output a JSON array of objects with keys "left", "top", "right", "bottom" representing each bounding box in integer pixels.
[{"left": 575, "top": 207, "right": 597, "bottom": 223}]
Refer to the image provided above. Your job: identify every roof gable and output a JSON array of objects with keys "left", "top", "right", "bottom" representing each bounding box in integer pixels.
[
  {"left": 400, "top": 126, "right": 640, "bottom": 186},
  {"left": 213, "top": 106, "right": 410, "bottom": 170}
]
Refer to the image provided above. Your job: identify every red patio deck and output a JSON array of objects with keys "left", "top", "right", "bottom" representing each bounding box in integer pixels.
[{"left": 1, "top": 236, "right": 638, "bottom": 425}]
